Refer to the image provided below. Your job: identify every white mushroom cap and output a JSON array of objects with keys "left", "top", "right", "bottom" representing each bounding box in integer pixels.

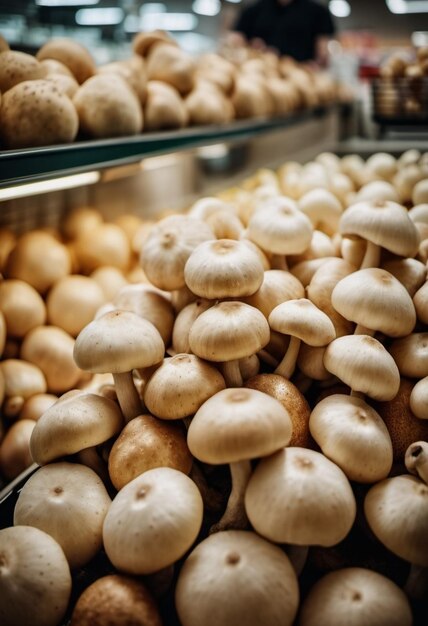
[
  {"left": 354, "top": 180, "right": 400, "bottom": 204},
  {"left": 245, "top": 447, "right": 356, "bottom": 546},
  {"left": 103, "top": 467, "right": 203, "bottom": 574},
  {"left": 366, "top": 152, "right": 398, "bottom": 180},
  {"left": 243, "top": 270, "right": 304, "bottom": 318},
  {"left": 389, "top": 332, "right": 428, "bottom": 378},
  {"left": 410, "top": 377, "right": 428, "bottom": 419},
  {"left": 269, "top": 298, "right": 335, "bottom": 346},
  {"left": 300, "top": 568, "right": 412, "bottom": 626},
  {"left": 0, "top": 525, "right": 71, "bottom": 626},
  {"left": 175, "top": 530, "right": 299, "bottom": 626},
  {"left": 14, "top": 462, "right": 111, "bottom": 569}
]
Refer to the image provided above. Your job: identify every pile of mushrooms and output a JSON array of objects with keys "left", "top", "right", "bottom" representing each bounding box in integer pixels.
[
  {"left": 1, "top": 148, "right": 428, "bottom": 626},
  {"left": 0, "top": 30, "right": 343, "bottom": 148},
  {"left": 378, "top": 46, "right": 428, "bottom": 117}
]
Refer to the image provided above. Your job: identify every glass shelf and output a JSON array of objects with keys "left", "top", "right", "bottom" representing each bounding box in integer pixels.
[{"left": 0, "top": 105, "right": 339, "bottom": 188}]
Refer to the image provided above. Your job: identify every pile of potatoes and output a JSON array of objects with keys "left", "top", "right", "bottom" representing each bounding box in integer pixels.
[
  {"left": 0, "top": 30, "right": 341, "bottom": 149},
  {"left": 377, "top": 46, "right": 428, "bottom": 117},
  {"left": 1, "top": 148, "right": 428, "bottom": 626}
]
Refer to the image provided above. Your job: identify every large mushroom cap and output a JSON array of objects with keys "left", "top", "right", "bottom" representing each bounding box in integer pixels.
[
  {"left": 364, "top": 474, "right": 428, "bottom": 566},
  {"left": 245, "top": 447, "right": 356, "bottom": 546},
  {"left": 389, "top": 332, "right": 428, "bottom": 378},
  {"left": 189, "top": 302, "right": 270, "bottom": 362},
  {"left": 175, "top": 530, "right": 299, "bottom": 626},
  {"left": 300, "top": 568, "right": 412, "bottom": 626},
  {"left": 269, "top": 298, "right": 336, "bottom": 346},
  {"left": 74, "top": 310, "right": 164, "bottom": 374},
  {"left": 188, "top": 387, "right": 292, "bottom": 464},
  {"left": 243, "top": 270, "right": 305, "bottom": 318}
]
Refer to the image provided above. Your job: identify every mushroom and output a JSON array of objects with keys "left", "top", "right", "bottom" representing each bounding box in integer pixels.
[
  {"left": 366, "top": 152, "right": 398, "bottom": 180},
  {"left": 175, "top": 530, "right": 299, "bottom": 626},
  {"left": 389, "top": 333, "right": 428, "bottom": 378},
  {"left": 382, "top": 257, "right": 426, "bottom": 297},
  {"left": 409, "top": 203, "right": 428, "bottom": 225},
  {"left": 144, "top": 81, "right": 188, "bottom": 131},
  {"left": 46, "top": 275, "right": 106, "bottom": 337},
  {"left": 108, "top": 413, "right": 193, "bottom": 490},
  {"left": 324, "top": 335, "right": 400, "bottom": 401},
  {"left": 91, "top": 266, "right": 128, "bottom": 301},
  {"left": 413, "top": 179, "right": 428, "bottom": 205},
  {"left": 14, "top": 462, "right": 111, "bottom": 569},
  {"left": 189, "top": 302, "right": 270, "bottom": 387},
  {"left": 247, "top": 196, "right": 313, "bottom": 270},
  {"left": 0, "top": 50, "right": 45, "bottom": 92},
  {"left": 184, "top": 239, "right": 264, "bottom": 299},
  {"left": 410, "top": 377, "right": 428, "bottom": 419},
  {"left": 364, "top": 473, "right": 428, "bottom": 566},
  {"left": 70, "top": 575, "right": 162, "bottom": 626},
  {"left": 242, "top": 269, "right": 304, "bottom": 318},
  {"left": 172, "top": 299, "right": 213, "bottom": 354},
  {"left": 21, "top": 326, "right": 82, "bottom": 394},
  {"left": 339, "top": 200, "right": 420, "bottom": 269},
  {"left": 0, "top": 419, "right": 35, "bottom": 480},
  {"left": 289, "top": 230, "right": 336, "bottom": 265},
  {"left": 5, "top": 231, "right": 71, "bottom": 294},
  {"left": 0, "top": 280, "right": 46, "bottom": 338},
  {"left": 19, "top": 393, "right": 58, "bottom": 421},
  {"left": 187, "top": 387, "right": 292, "bottom": 531},
  {"left": 299, "top": 568, "right": 412, "bottom": 626},
  {"left": 309, "top": 394, "right": 393, "bottom": 482},
  {"left": 405, "top": 441, "right": 428, "bottom": 484},
  {"left": 144, "top": 354, "right": 225, "bottom": 419},
  {"left": 103, "top": 467, "right": 203, "bottom": 574},
  {"left": 36, "top": 38, "right": 96, "bottom": 83},
  {"left": 74, "top": 310, "right": 164, "bottom": 422},
  {"left": 74, "top": 223, "right": 131, "bottom": 273},
  {"left": 245, "top": 373, "right": 311, "bottom": 447},
  {"left": 29, "top": 391, "right": 123, "bottom": 465},
  {"left": 414, "top": 280, "right": 428, "bottom": 324},
  {"left": 354, "top": 180, "right": 400, "bottom": 204},
  {"left": 269, "top": 299, "right": 335, "bottom": 378},
  {"left": 245, "top": 447, "right": 356, "bottom": 546},
  {"left": 0, "top": 359, "right": 47, "bottom": 400},
  {"left": 298, "top": 189, "right": 343, "bottom": 236},
  {"left": 0, "top": 525, "right": 71, "bottom": 626},
  {"left": 0, "top": 80, "right": 79, "bottom": 149},
  {"left": 331, "top": 268, "right": 416, "bottom": 336}
]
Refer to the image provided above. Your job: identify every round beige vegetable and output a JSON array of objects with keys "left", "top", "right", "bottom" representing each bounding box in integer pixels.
[
  {"left": 0, "top": 50, "right": 45, "bottom": 93},
  {"left": 62, "top": 206, "right": 103, "bottom": 240},
  {"left": 176, "top": 531, "right": 299, "bottom": 626},
  {"left": 74, "top": 223, "right": 131, "bottom": 273},
  {"left": 73, "top": 74, "right": 143, "bottom": 138},
  {"left": 405, "top": 441, "right": 428, "bottom": 484},
  {"left": 0, "top": 419, "right": 35, "bottom": 480},
  {"left": 410, "top": 377, "right": 428, "bottom": 419},
  {"left": 0, "top": 525, "right": 71, "bottom": 626},
  {"left": 0, "top": 34, "right": 9, "bottom": 52},
  {"left": 0, "top": 279, "right": 46, "bottom": 338},
  {"left": 147, "top": 43, "right": 196, "bottom": 95},
  {"left": 144, "top": 80, "right": 188, "bottom": 131},
  {"left": 37, "top": 38, "right": 95, "bottom": 83},
  {"left": 99, "top": 59, "right": 147, "bottom": 104},
  {"left": 103, "top": 467, "right": 203, "bottom": 574},
  {"left": 0, "top": 80, "right": 78, "bottom": 149},
  {"left": 19, "top": 393, "right": 58, "bottom": 421},
  {"left": 0, "top": 359, "right": 47, "bottom": 399},
  {"left": 243, "top": 270, "right": 305, "bottom": 318},
  {"left": 47, "top": 275, "right": 105, "bottom": 337}
]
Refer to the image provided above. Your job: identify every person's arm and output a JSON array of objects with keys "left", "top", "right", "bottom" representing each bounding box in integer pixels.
[{"left": 233, "top": 5, "right": 258, "bottom": 41}]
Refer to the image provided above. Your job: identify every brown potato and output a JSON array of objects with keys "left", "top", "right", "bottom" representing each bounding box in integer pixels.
[
  {"left": 45, "top": 73, "right": 79, "bottom": 99},
  {"left": 144, "top": 80, "right": 187, "bottom": 131},
  {"left": 147, "top": 43, "right": 196, "bottom": 95},
  {"left": 37, "top": 38, "right": 95, "bottom": 84},
  {"left": 98, "top": 59, "right": 147, "bottom": 104},
  {"left": 0, "top": 50, "right": 45, "bottom": 93},
  {"left": 0, "top": 34, "right": 9, "bottom": 53}
]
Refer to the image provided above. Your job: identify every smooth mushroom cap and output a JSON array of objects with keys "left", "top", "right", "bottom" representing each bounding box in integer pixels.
[
  {"left": 141, "top": 215, "right": 214, "bottom": 291},
  {"left": 389, "top": 333, "right": 428, "bottom": 378},
  {"left": 74, "top": 310, "right": 165, "bottom": 374},
  {"left": 366, "top": 151, "right": 398, "bottom": 179},
  {"left": 30, "top": 392, "right": 123, "bottom": 465},
  {"left": 188, "top": 387, "right": 292, "bottom": 464},
  {"left": 354, "top": 180, "right": 400, "bottom": 204},
  {"left": 324, "top": 335, "right": 400, "bottom": 400},
  {"left": 309, "top": 394, "right": 393, "bottom": 483},
  {"left": 176, "top": 530, "right": 299, "bottom": 626},
  {"left": 339, "top": 200, "right": 420, "bottom": 258},
  {"left": 248, "top": 197, "right": 313, "bottom": 255},
  {"left": 364, "top": 474, "right": 428, "bottom": 566},
  {"left": 245, "top": 447, "right": 356, "bottom": 546},
  {"left": 410, "top": 376, "right": 428, "bottom": 419},
  {"left": 298, "top": 188, "right": 342, "bottom": 235},
  {"left": 0, "top": 526, "right": 72, "bottom": 626},
  {"left": 413, "top": 179, "right": 428, "bottom": 205},
  {"left": 299, "top": 568, "right": 412, "bottom": 626},
  {"left": 269, "top": 298, "right": 336, "bottom": 346},
  {"left": 108, "top": 414, "right": 193, "bottom": 490},
  {"left": 245, "top": 374, "right": 311, "bottom": 447},
  {"left": 0, "top": 279, "right": 46, "bottom": 338},
  {"left": 243, "top": 270, "right": 305, "bottom": 318},
  {"left": 172, "top": 299, "right": 213, "bottom": 354},
  {"left": 184, "top": 239, "right": 264, "bottom": 299},
  {"left": 14, "top": 462, "right": 111, "bottom": 569},
  {"left": 408, "top": 203, "right": 428, "bottom": 225},
  {"left": 91, "top": 266, "right": 128, "bottom": 301},
  {"left": 70, "top": 575, "right": 162, "bottom": 626},
  {"left": 19, "top": 393, "right": 58, "bottom": 421},
  {"left": 144, "top": 354, "right": 226, "bottom": 419},
  {"left": 331, "top": 268, "right": 416, "bottom": 337},
  {"left": 189, "top": 302, "right": 270, "bottom": 362},
  {"left": 414, "top": 280, "right": 428, "bottom": 324},
  {"left": 382, "top": 257, "right": 426, "bottom": 297},
  {"left": 0, "top": 359, "right": 47, "bottom": 398},
  {"left": 103, "top": 467, "right": 203, "bottom": 574}
]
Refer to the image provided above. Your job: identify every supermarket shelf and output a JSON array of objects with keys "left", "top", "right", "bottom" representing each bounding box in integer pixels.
[{"left": 0, "top": 105, "right": 341, "bottom": 188}]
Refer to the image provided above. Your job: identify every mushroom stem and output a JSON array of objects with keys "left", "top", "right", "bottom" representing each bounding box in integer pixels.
[
  {"left": 404, "top": 564, "right": 428, "bottom": 600},
  {"left": 360, "top": 240, "right": 381, "bottom": 269},
  {"left": 350, "top": 389, "right": 365, "bottom": 399},
  {"left": 285, "top": 544, "right": 309, "bottom": 576},
  {"left": 112, "top": 371, "right": 142, "bottom": 422},
  {"left": 294, "top": 372, "right": 312, "bottom": 394},
  {"left": 222, "top": 360, "right": 244, "bottom": 387},
  {"left": 271, "top": 254, "right": 288, "bottom": 271},
  {"left": 405, "top": 441, "right": 428, "bottom": 485},
  {"left": 210, "top": 460, "right": 252, "bottom": 533},
  {"left": 257, "top": 349, "right": 279, "bottom": 368},
  {"left": 275, "top": 336, "right": 301, "bottom": 378},
  {"left": 76, "top": 446, "right": 110, "bottom": 484},
  {"left": 189, "top": 463, "right": 224, "bottom": 513},
  {"left": 354, "top": 324, "right": 374, "bottom": 336}
]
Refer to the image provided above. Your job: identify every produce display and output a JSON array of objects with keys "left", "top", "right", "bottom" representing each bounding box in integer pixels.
[
  {"left": 0, "top": 30, "right": 342, "bottom": 149},
  {"left": 1, "top": 148, "right": 428, "bottom": 625}
]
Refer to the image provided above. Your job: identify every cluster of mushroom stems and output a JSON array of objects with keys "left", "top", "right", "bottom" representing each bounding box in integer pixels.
[{"left": 1, "top": 148, "right": 428, "bottom": 626}]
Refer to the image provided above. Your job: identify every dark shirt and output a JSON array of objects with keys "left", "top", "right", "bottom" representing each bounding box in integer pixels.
[{"left": 234, "top": 0, "right": 336, "bottom": 61}]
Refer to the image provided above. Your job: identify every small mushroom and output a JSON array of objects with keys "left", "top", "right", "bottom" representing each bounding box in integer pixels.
[
  {"left": 414, "top": 280, "right": 428, "bottom": 324},
  {"left": 70, "top": 575, "right": 162, "bottom": 626},
  {"left": 175, "top": 531, "right": 299, "bottom": 626},
  {"left": 382, "top": 257, "right": 426, "bottom": 297},
  {"left": 245, "top": 447, "right": 356, "bottom": 546},
  {"left": 413, "top": 179, "right": 428, "bottom": 205},
  {"left": 354, "top": 180, "right": 400, "bottom": 204},
  {"left": 0, "top": 526, "right": 71, "bottom": 626},
  {"left": 389, "top": 333, "right": 428, "bottom": 378},
  {"left": 36, "top": 38, "right": 95, "bottom": 83},
  {"left": 405, "top": 441, "right": 428, "bottom": 484},
  {"left": 172, "top": 299, "right": 212, "bottom": 354},
  {"left": 91, "top": 266, "right": 128, "bottom": 301},
  {"left": 19, "top": 393, "right": 58, "bottom": 421},
  {"left": 0, "top": 358, "right": 47, "bottom": 399},
  {"left": 298, "top": 188, "right": 342, "bottom": 236},
  {"left": 103, "top": 467, "right": 203, "bottom": 574},
  {"left": 242, "top": 269, "right": 304, "bottom": 318},
  {"left": 14, "top": 462, "right": 111, "bottom": 569},
  {"left": 108, "top": 413, "right": 193, "bottom": 490},
  {"left": 0, "top": 279, "right": 46, "bottom": 338},
  {"left": 410, "top": 377, "right": 428, "bottom": 419},
  {"left": 0, "top": 419, "right": 35, "bottom": 480},
  {"left": 299, "top": 568, "right": 412, "bottom": 626},
  {"left": 74, "top": 223, "right": 131, "bottom": 273}
]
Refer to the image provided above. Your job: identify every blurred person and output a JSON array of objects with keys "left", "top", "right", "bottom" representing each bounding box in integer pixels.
[{"left": 233, "top": 0, "right": 336, "bottom": 63}]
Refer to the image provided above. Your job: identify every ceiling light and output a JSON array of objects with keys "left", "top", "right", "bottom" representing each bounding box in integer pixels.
[
  {"left": 139, "top": 3, "right": 167, "bottom": 15},
  {"left": 76, "top": 7, "right": 124, "bottom": 25},
  {"left": 0, "top": 172, "right": 100, "bottom": 202},
  {"left": 36, "top": 0, "right": 99, "bottom": 5},
  {"left": 192, "top": 0, "right": 221, "bottom": 17},
  {"left": 387, "top": 0, "right": 428, "bottom": 13},
  {"left": 140, "top": 12, "right": 198, "bottom": 31},
  {"left": 329, "top": 0, "right": 351, "bottom": 18}
]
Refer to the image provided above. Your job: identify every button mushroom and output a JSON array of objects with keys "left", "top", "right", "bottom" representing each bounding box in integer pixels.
[{"left": 405, "top": 441, "right": 428, "bottom": 484}]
